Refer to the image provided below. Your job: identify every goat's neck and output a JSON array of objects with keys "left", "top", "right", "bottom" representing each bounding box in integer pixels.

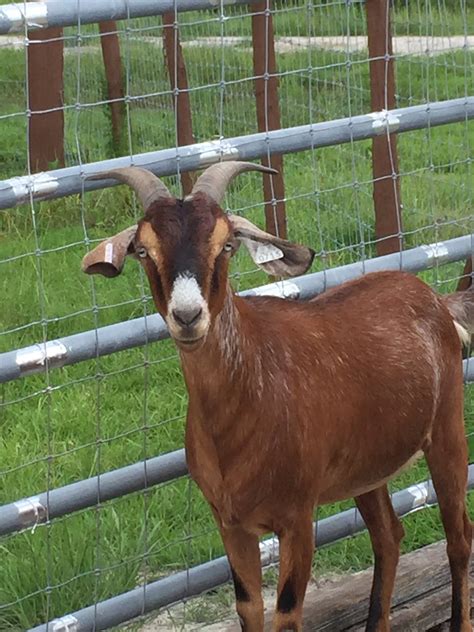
[{"left": 179, "top": 285, "right": 263, "bottom": 412}]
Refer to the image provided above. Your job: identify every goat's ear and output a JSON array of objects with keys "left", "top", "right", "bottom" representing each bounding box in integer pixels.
[
  {"left": 82, "top": 225, "right": 138, "bottom": 278},
  {"left": 228, "top": 214, "right": 315, "bottom": 277}
]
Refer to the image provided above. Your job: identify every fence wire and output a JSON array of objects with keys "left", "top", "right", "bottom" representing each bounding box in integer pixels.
[{"left": 0, "top": 0, "right": 473, "bottom": 630}]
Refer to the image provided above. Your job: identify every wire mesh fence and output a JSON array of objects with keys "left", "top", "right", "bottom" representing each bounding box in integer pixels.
[{"left": 0, "top": 0, "right": 473, "bottom": 630}]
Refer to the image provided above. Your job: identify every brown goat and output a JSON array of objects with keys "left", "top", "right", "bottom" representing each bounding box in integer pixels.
[{"left": 83, "top": 162, "right": 473, "bottom": 632}]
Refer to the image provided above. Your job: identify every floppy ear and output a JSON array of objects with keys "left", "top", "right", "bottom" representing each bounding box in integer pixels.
[
  {"left": 82, "top": 225, "right": 137, "bottom": 278},
  {"left": 228, "top": 214, "right": 314, "bottom": 277}
]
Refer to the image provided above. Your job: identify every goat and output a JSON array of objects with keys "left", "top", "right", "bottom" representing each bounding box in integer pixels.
[{"left": 82, "top": 162, "right": 473, "bottom": 632}]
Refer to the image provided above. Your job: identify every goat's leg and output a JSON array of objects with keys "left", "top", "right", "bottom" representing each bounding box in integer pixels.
[
  {"left": 219, "top": 525, "right": 264, "bottom": 631},
  {"left": 425, "top": 409, "right": 472, "bottom": 632},
  {"left": 355, "top": 485, "right": 404, "bottom": 632},
  {"left": 272, "top": 513, "right": 314, "bottom": 632}
]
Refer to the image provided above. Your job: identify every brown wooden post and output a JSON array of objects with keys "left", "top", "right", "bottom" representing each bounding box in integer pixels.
[
  {"left": 162, "top": 12, "right": 195, "bottom": 196},
  {"left": 251, "top": 0, "right": 287, "bottom": 239},
  {"left": 457, "top": 258, "right": 472, "bottom": 291},
  {"left": 99, "top": 21, "right": 125, "bottom": 150},
  {"left": 27, "top": 26, "right": 64, "bottom": 172},
  {"left": 366, "top": 0, "right": 402, "bottom": 255}
]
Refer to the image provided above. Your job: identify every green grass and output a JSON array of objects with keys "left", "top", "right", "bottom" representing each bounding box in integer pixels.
[{"left": 0, "top": 2, "right": 473, "bottom": 630}]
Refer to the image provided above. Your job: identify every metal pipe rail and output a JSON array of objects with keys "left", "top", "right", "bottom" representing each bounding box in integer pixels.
[
  {"left": 0, "top": 0, "right": 258, "bottom": 34},
  {"left": 0, "top": 97, "right": 473, "bottom": 211},
  {"left": 1, "top": 233, "right": 472, "bottom": 384},
  {"left": 28, "top": 465, "right": 474, "bottom": 632},
  {"left": 1, "top": 358, "right": 473, "bottom": 538},
  {"left": 0, "top": 449, "right": 187, "bottom": 537}
]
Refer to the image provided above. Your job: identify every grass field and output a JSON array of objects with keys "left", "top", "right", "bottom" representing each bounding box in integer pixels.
[{"left": 0, "top": 1, "right": 473, "bottom": 629}]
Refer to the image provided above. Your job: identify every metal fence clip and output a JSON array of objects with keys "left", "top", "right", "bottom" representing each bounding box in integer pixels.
[
  {"left": 16, "top": 341, "right": 68, "bottom": 377},
  {"left": 14, "top": 497, "right": 47, "bottom": 530}
]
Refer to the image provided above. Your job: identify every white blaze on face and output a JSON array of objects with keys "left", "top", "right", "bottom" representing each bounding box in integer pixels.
[
  {"left": 169, "top": 273, "right": 205, "bottom": 315},
  {"left": 167, "top": 272, "right": 210, "bottom": 337}
]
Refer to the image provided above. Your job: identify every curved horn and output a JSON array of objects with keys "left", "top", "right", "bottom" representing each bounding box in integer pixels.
[
  {"left": 190, "top": 161, "right": 278, "bottom": 206},
  {"left": 87, "top": 167, "right": 174, "bottom": 210}
]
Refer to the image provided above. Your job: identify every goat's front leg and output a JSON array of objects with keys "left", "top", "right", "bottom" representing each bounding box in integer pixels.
[
  {"left": 273, "top": 513, "right": 314, "bottom": 632},
  {"left": 219, "top": 524, "right": 264, "bottom": 631},
  {"left": 355, "top": 485, "right": 405, "bottom": 632}
]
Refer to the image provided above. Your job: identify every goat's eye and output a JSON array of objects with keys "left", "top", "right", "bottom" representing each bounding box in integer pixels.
[
  {"left": 136, "top": 246, "right": 148, "bottom": 259},
  {"left": 223, "top": 242, "right": 233, "bottom": 253}
]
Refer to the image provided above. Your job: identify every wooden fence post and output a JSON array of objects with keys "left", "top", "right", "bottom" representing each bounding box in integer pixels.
[
  {"left": 99, "top": 21, "right": 125, "bottom": 150},
  {"left": 27, "top": 25, "right": 64, "bottom": 172},
  {"left": 366, "top": 0, "right": 402, "bottom": 255},
  {"left": 162, "top": 12, "right": 195, "bottom": 196},
  {"left": 457, "top": 258, "right": 472, "bottom": 291},
  {"left": 251, "top": 0, "right": 287, "bottom": 239}
]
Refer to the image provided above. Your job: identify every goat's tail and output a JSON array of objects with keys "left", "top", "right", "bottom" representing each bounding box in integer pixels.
[{"left": 442, "top": 285, "right": 474, "bottom": 346}]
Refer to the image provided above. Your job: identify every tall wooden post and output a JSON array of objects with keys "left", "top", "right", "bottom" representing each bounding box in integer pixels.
[
  {"left": 99, "top": 21, "right": 124, "bottom": 150},
  {"left": 251, "top": 1, "right": 287, "bottom": 239},
  {"left": 162, "top": 12, "right": 195, "bottom": 196},
  {"left": 27, "top": 26, "right": 64, "bottom": 172},
  {"left": 366, "top": 0, "right": 402, "bottom": 255},
  {"left": 457, "top": 258, "right": 472, "bottom": 292}
]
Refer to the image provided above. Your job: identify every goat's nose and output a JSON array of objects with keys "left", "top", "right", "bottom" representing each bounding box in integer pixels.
[{"left": 172, "top": 307, "right": 203, "bottom": 327}]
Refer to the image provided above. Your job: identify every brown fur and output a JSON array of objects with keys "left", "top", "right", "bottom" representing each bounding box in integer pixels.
[
  {"left": 93, "top": 193, "right": 472, "bottom": 632},
  {"left": 180, "top": 273, "right": 472, "bottom": 632}
]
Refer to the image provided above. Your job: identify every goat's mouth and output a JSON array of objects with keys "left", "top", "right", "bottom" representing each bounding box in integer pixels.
[
  {"left": 174, "top": 336, "right": 206, "bottom": 352},
  {"left": 167, "top": 308, "right": 210, "bottom": 351}
]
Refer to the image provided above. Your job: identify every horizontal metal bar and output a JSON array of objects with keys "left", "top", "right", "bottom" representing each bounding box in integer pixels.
[
  {"left": 28, "top": 465, "right": 474, "bottom": 632},
  {"left": 1, "top": 314, "right": 171, "bottom": 383},
  {"left": 0, "top": 0, "right": 257, "bottom": 35},
  {"left": 0, "top": 98, "right": 472, "bottom": 211},
  {"left": 0, "top": 449, "right": 187, "bottom": 537},
  {"left": 2, "top": 357, "right": 473, "bottom": 539},
  {"left": 1, "top": 233, "right": 472, "bottom": 384},
  {"left": 252, "top": 235, "right": 474, "bottom": 301}
]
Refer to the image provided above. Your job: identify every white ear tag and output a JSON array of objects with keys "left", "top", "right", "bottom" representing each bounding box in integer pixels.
[
  {"left": 105, "top": 242, "right": 114, "bottom": 263},
  {"left": 242, "top": 238, "right": 284, "bottom": 265}
]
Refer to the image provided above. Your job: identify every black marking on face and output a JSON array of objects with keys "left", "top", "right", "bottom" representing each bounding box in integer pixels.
[
  {"left": 145, "top": 257, "right": 166, "bottom": 306},
  {"left": 145, "top": 199, "right": 218, "bottom": 286},
  {"left": 231, "top": 567, "right": 250, "bottom": 602},
  {"left": 277, "top": 577, "right": 297, "bottom": 613},
  {"left": 170, "top": 238, "right": 202, "bottom": 281},
  {"left": 210, "top": 252, "right": 225, "bottom": 295}
]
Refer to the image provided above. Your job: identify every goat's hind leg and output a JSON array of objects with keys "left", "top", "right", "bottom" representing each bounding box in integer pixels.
[
  {"left": 219, "top": 525, "right": 264, "bottom": 631},
  {"left": 355, "top": 485, "right": 404, "bottom": 632},
  {"left": 425, "top": 402, "right": 472, "bottom": 632}
]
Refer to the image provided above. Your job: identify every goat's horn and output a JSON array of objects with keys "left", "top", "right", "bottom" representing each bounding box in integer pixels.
[
  {"left": 86, "top": 167, "right": 174, "bottom": 210},
  {"left": 190, "top": 161, "right": 278, "bottom": 205}
]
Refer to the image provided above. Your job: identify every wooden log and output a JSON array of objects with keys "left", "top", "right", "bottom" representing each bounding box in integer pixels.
[
  {"left": 221, "top": 537, "right": 473, "bottom": 630},
  {"left": 99, "top": 21, "right": 124, "bottom": 150},
  {"left": 27, "top": 25, "right": 64, "bottom": 171},
  {"left": 303, "top": 538, "right": 472, "bottom": 631},
  {"left": 366, "top": 0, "right": 402, "bottom": 256},
  {"left": 251, "top": 1, "right": 286, "bottom": 239}
]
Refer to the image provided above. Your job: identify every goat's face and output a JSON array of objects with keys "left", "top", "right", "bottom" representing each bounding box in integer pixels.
[
  {"left": 82, "top": 162, "right": 315, "bottom": 352},
  {"left": 135, "top": 195, "right": 235, "bottom": 350}
]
